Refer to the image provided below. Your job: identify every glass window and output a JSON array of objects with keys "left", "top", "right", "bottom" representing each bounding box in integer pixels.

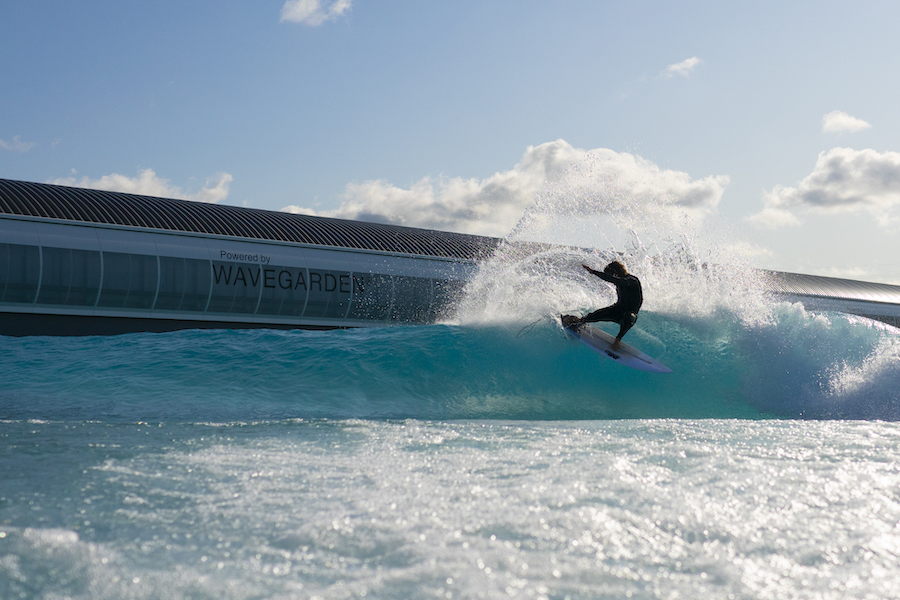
[
  {"left": 430, "top": 278, "right": 465, "bottom": 322},
  {"left": 346, "top": 273, "right": 392, "bottom": 322},
  {"left": 97, "top": 252, "right": 158, "bottom": 309},
  {"left": 303, "top": 268, "right": 353, "bottom": 319},
  {"left": 0, "top": 243, "right": 41, "bottom": 304},
  {"left": 97, "top": 252, "right": 130, "bottom": 307},
  {"left": 156, "top": 256, "right": 186, "bottom": 310},
  {"left": 67, "top": 249, "right": 102, "bottom": 306},
  {"left": 391, "top": 276, "right": 433, "bottom": 323},
  {"left": 36, "top": 247, "right": 71, "bottom": 305},
  {"left": 182, "top": 258, "right": 211, "bottom": 312},
  {"left": 145, "top": 256, "right": 211, "bottom": 312},
  {"left": 256, "top": 265, "right": 309, "bottom": 317},
  {"left": 129, "top": 254, "right": 158, "bottom": 309},
  {"left": 36, "top": 247, "right": 101, "bottom": 306},
  {"left": 207, "top": 261, "right": 261, "bottom": 314}
]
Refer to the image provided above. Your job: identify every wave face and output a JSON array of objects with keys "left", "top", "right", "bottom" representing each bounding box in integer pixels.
[{"left": 2, "top": 306, "right": 899, "bottom": 421}]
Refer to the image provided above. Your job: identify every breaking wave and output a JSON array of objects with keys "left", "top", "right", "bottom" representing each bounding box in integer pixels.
[
  {"left": 3, "top": 155, "right": 899, "bottom": 422},
  {"left": 2, "top": 304, "right": 899, "bottom": 422}
]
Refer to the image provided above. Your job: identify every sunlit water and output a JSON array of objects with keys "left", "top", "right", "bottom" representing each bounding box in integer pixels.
[
  {"left": 4, "top": 165, "right": 900, "bottom": 598},
  {"left": 3, "top": 414, "right": 900, "bottom": 599}
]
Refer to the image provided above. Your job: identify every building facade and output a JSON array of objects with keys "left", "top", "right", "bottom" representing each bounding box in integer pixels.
[
  {"left": 2, "top": 178, "right": 900, "bottom": 336},
  {"left": 0, "top": 179, "right": 496, "bottom": 335}
]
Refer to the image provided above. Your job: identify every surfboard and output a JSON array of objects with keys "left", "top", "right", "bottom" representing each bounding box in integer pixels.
[{"left": 562, "top": 320, "right": 672, "bottom": 373}]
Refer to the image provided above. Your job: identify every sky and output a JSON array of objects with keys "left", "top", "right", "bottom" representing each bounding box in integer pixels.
[{"left": 3, "top": 1, "right": 900, "bottom": 283}]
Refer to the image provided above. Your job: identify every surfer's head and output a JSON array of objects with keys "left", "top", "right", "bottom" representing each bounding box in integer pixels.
[{"left": 604, "top": 261, "right": 627, "bottom": 277}]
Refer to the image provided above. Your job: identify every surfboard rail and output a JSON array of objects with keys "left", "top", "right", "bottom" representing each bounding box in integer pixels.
[{"left": 563, "top": 320, "right": 672, "bottom": 373}]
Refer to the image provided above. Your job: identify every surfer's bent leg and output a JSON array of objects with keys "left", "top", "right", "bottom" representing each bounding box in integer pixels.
[
  {"left": 615, "top": 312, "right": 638, "bottom": 342},
  {"left": 581, "top": 305, "right": 618, "bottom": 325}
]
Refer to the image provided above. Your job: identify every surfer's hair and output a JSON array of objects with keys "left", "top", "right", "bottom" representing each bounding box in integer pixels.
[{"left": 604, "top": 261, "right": 627, "bottom": 276}]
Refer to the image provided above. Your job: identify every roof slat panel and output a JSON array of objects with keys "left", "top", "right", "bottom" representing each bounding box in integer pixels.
[
  {"left": 0, "top": 178, "right": 497, "bottom": 260},
  {"left": 764, "top": 270, "right": 900, "bottom": 306}
]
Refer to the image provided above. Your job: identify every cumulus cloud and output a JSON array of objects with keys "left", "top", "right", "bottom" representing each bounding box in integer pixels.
[
  {"left": 282, "top": 140, "right": 729, "bottom": 237},
  {"left": 48, "top": 168, "right": 233, "bottom": 204},
  {"left": 0, "top": 135, "right": 35, "bottom": 153},
  {"left": 664, "top": 56, "right": 701, "bottom": 78},
  {"left": 749, "top": 147, "right": 900, "bottom": 228},
  {"left": 822, "top": 110, "right": 871, "bottom": 133},
  {"left": 281, "top": 0, "right": 351, "bottom": 25}
]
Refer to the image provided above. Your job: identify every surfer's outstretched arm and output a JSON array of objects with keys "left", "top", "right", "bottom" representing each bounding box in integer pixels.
[{"left": 583, "top": 264, "right": 617, "bottom": 284}]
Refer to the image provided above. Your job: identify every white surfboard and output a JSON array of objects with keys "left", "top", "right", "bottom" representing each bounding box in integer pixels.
[{"left": 563, "top": 322, "right": 672, "bottom": 373}]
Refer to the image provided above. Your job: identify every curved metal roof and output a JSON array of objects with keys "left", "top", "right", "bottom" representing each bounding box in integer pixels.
[
  {"left": 5, "top": 178, "right": 900, "bottom": 308},
  {"left": 0, "top": 178, "right": 500, "bottom": 261},
  {"left": 763, "top": 270, "right": 900, "bottom": 306}
]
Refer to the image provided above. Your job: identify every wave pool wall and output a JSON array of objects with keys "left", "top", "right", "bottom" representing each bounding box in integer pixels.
[{"left": 0, "top": 179, "right": 497, "bottom": 336}]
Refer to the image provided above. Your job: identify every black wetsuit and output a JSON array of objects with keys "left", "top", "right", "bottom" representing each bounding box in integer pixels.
[{"left": 582, "top": 268, "right": 643, "bottom": 340}]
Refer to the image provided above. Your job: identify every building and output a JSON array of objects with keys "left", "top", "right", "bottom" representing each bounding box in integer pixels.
[
  {"left": 0, "top": 179, "right": 496, "bottom": 335},
  {"left": 2, "top": 178, "right": 899, "bottom": 336},
  {"left": 764, "top": 270, "right": 900, "bottom": 328}
]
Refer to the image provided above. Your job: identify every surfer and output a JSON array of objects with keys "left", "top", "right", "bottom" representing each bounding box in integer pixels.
[{"left": 561, "top": 261, "right": 643, "bottom": 350}]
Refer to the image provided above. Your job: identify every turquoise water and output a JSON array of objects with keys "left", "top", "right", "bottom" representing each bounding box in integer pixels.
[
  {"left": 3, "top": 307, "right": 900, "bottom": 599},
  {"left": 4, "top": 306, "right": 899, "bottom": 422}
]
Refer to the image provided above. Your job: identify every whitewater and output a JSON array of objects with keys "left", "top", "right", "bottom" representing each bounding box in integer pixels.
[{"left": 4, "top": 167, "right": 900, "bottom": 599}]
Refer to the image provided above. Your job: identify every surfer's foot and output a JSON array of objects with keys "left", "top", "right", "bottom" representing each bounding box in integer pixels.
[
  {"left": 561, "top": 314, "right": 583, "bottom": 328},
  {"left": 611, "top": 339, "right": 622, "bottom": 350}
]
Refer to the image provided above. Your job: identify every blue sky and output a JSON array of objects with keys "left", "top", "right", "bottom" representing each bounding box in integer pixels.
[{"left": 3, "top": 1, "right": 900, "bottom": 282}]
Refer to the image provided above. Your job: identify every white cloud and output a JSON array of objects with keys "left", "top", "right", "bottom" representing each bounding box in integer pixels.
[
  {"left": 47, "top": 168, "right": 233, "bottom": 204},
  {"left": 0, "top": 135, "right": 35, "bottom": 153},
  {"left": 664, "top": 56, "right": 701, "bottom": 78},
  {"left": 749, "top": 147, "right": 900, "bottom": 228},
  {"left": 281, "top": 0, "right": 351, "bottom": 26},
  {"left": 822, "top": 110, "right": 871, "bottom": 133},
  {"left": 282, "top": 140, "right": 729, "bottom": 237}
]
